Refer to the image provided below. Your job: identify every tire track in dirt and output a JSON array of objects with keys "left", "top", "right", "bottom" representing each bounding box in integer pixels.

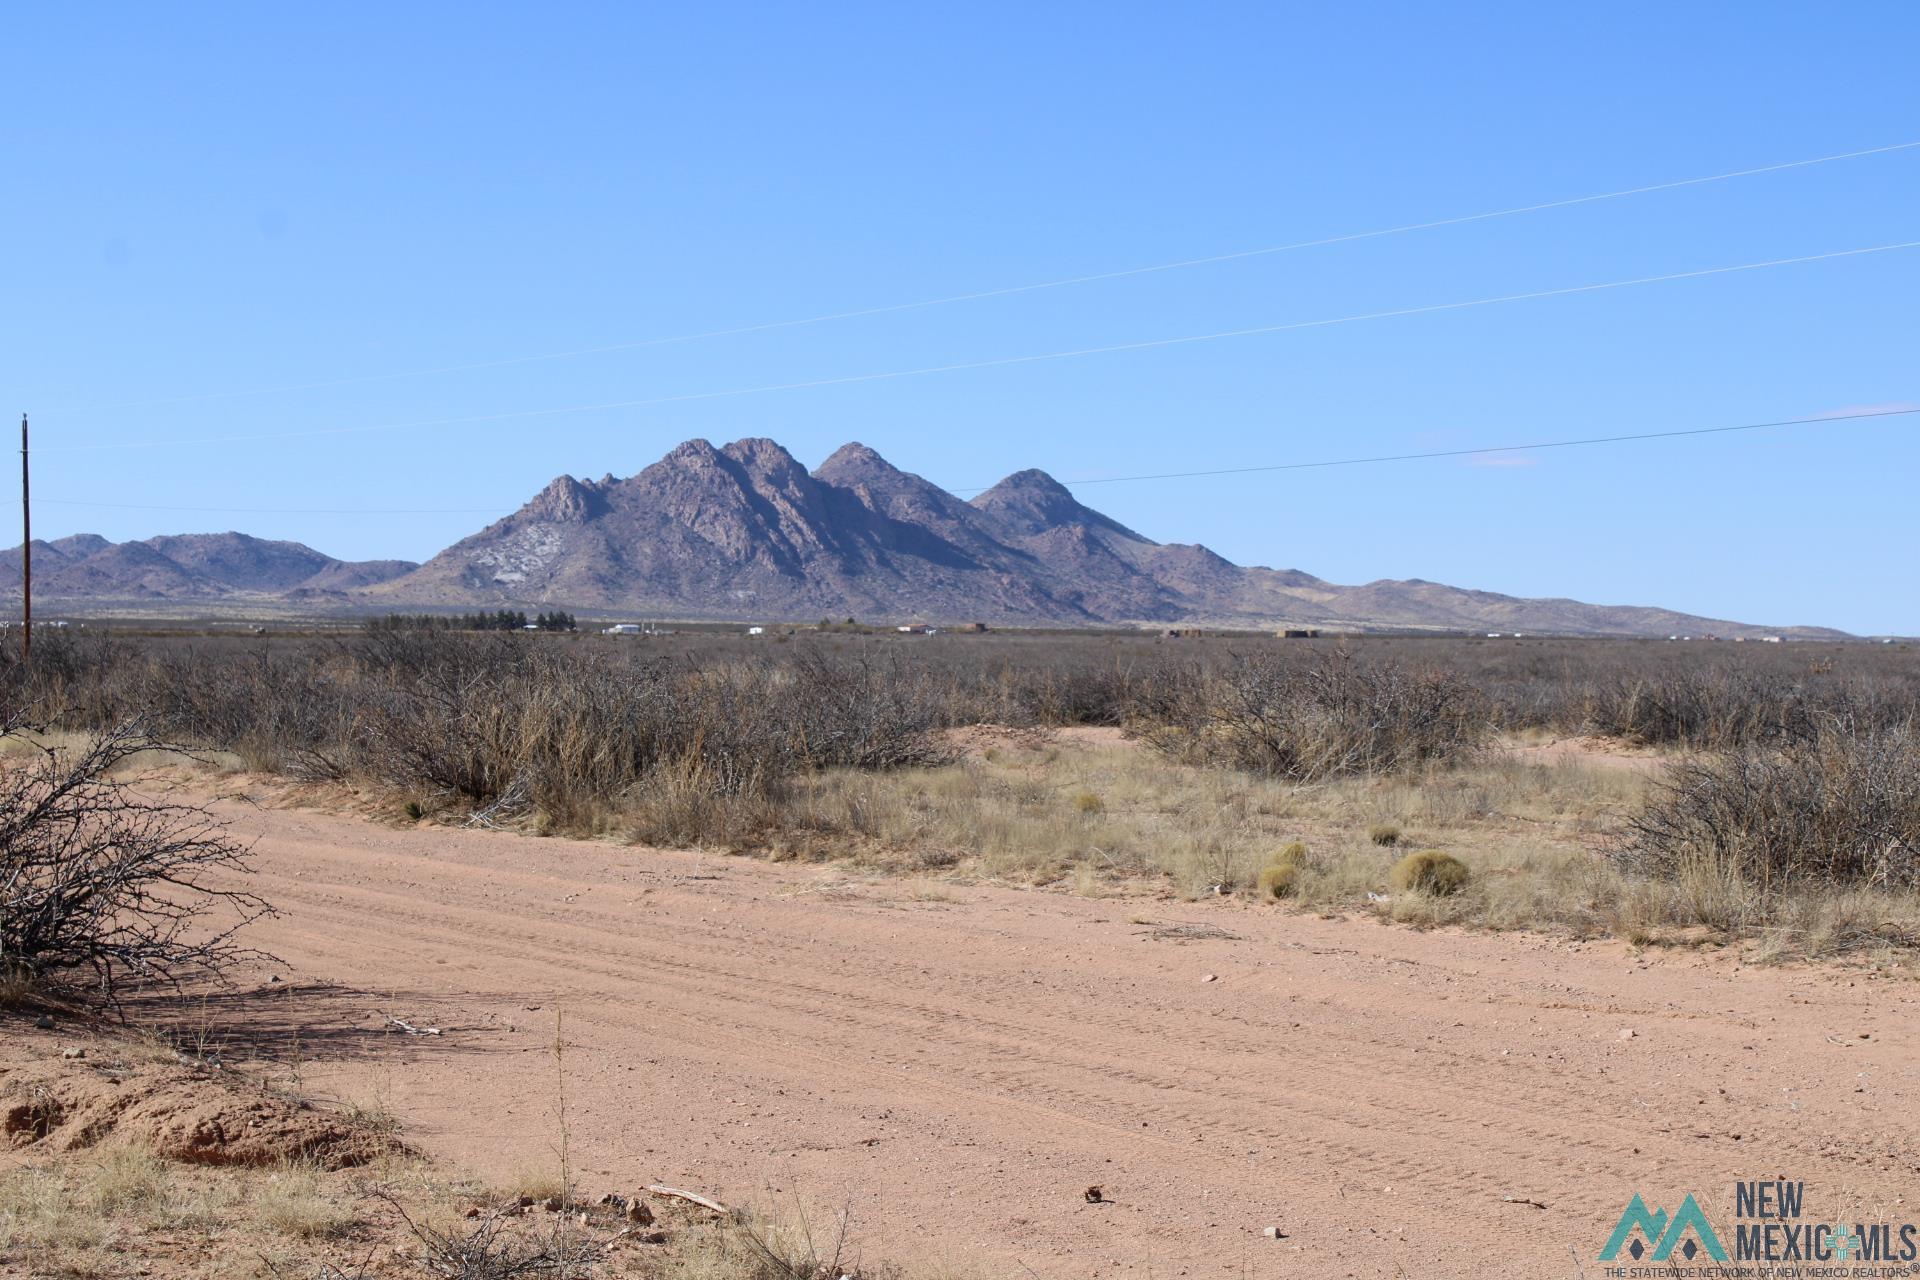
[{"left": 207, "top": 795, "right": 1920, "bottom": 1278}]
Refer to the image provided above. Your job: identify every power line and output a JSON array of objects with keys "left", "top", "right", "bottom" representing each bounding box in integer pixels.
[
  {"left": 75, "top": 138, "right": 1920, "bottom": 413},
  {"left": 41, "top": 237, "right": 1920, "bottom": 455},
  {"left": 18, "top": 405, "right": 1912, "bottom": 517},
  {"left": 953, "top": 405, "right": 1919, "bottom": 493}
]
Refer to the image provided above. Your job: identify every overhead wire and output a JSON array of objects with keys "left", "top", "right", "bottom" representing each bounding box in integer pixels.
[
  {"left": 16, "top": 405, "right": 1911, "bottom": 517},
  {"left": 39, "top": 238, "right": 1920, "bottom": 455},
  {"left": 74, "top": 138, "right": 1920, "bottom": 412}
]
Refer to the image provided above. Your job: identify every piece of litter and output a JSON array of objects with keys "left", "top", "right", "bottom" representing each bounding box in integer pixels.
[{"left": 386, "top": 1016, "right": 443, "bottom": 1036}]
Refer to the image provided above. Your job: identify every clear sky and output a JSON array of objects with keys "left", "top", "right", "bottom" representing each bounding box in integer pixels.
[{"left": 6, "top": 3, "right": 1917, "bottom": 633}]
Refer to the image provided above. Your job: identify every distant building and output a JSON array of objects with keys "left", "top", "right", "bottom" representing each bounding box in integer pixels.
[
  {"left": 1279, "top": 629, "right": 1321, "bottom": 639},
  {"left": 746, "top": 626, "right": 765, "bottom": 636},
  {"left": 603, "top": 624, "right": 644, "bottom": 635}
]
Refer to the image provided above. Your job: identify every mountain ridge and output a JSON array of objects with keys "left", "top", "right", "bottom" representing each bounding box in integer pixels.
[
  {"left": 0, "top": 532, "right": 417, "bottom": 602},
  {"left": 2, "top": 440, "right": 1847, "bottom": 637},
  {"left": 359, "top": 438, "right": 1841, "bottom": 638}
]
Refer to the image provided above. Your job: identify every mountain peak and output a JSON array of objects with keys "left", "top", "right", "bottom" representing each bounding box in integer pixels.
[
  {"left": 722, "top": 436, "right": 801, "bottom": 468},
  {"left": 664, "top": 438, "right": 722, "bottom": 467},
  {"left": 526, "top": 474, "right": 603, "bottom": 523},
  {"left": 817, "top": 441, "right": 894, "bottom": 475},
  {"left": 971, "top": 469, "right": 1147, "bottom": 543}
]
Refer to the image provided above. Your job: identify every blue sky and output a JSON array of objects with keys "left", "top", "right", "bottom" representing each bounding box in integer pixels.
[{"left": 5, "top": 3, "right": 1917, "bottom": 632}]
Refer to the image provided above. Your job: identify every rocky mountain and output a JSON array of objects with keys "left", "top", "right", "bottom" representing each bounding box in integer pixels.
[
  {"left": 360, "top": 438, "right": 1842, "bottom": 638},
  {"left": 0, "top": 441, "right": 1843, "bottom": 636},
  {"left": 0, "top": 532, "right": 416, "bottom": 602}
]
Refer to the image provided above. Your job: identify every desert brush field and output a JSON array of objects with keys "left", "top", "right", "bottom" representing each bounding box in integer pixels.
[{"left": 3, "top": 628, "right": 1918, "bottom": 1277}]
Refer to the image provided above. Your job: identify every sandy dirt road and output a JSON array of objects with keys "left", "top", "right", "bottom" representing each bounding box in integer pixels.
[{"left": 191, "top": 788, "right": 1918, "bottom": 1278}]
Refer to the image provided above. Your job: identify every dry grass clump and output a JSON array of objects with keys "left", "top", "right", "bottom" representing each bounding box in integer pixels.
[
  {"left": 1367, "top": 823, "right": 1400, "bottom": 847},
  {"left": 253, "top": 1162, "right": 355, "bottom": 1239},
  {"left": 1256, "top": 842, "right": 1309, "bottom": 899},
  {"left": 0, "top": 1145, "right": 245, "bottom": 1272},
  {"left": 1388, "top": 850, "right": 1471, "bottom": 897}
]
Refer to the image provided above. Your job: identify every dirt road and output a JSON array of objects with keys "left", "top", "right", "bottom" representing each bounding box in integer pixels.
[{"left": 198, "top": 788, "right": 1918, "bottom": 1278}]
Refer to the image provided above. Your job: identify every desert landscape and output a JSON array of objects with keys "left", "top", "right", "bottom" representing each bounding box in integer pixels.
[
  {"left": 8, "top": 6, "right": 1920, "bottom": 1277},
  {"left": 4, "top": 630, "right": 1918, "bottom": 1276}
]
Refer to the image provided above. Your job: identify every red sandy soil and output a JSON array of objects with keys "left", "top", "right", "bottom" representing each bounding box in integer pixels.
[
  {"left": 153, "top": 787, "right": 1917, "bottom": 1278},
  {"left": 1497, "top": 735, "right": 1669, "bottom": 775}
]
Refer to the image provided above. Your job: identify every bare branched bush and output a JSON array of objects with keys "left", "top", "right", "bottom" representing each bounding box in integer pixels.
[
  {"left": 1615, "top": 717, "right": 1920, "bottom": 900},
  {"left": 1140, "top": 650, "right": 1488, "bottom": 780},
  {"left": 0, "top": 720, "right": 269, "bottom": 997},
  {"left": 783, "top": 653, "right": 949, "bottom": 770},
  {"left": 378, "top": 1191, "right": 600, "bottom": 1279}
]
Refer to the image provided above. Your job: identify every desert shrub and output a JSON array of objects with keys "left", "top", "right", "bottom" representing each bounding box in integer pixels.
[
  {"left": 1614, "top": 718, "right": 1920, "bottom": 897},
  {"left": 1257, "top": 842, "right": 1308, "bottom": 898},
  {"left": 1008, "top": 662, "right": 1147, "bottom": 726},
  {"left": 1141, "top": 650, "right": 1488, "bottom": 781},
  {"left": 1256, "top": 863, "right": 1298, "bottom": 898},
  {"left": 1389, "top": 850, "right": 1470, "bottom": 896},
  {"left": 627, "top": 750, "right": 776, "bottom": 848},
  {"left": 1073, "top": 791, "right": 1103, "bottom": 814},
  {"left": 337, "top": 636, "right": 946, "bottom": 839},
  {"left": 782, "top": 652, "right": 948, "bottom": 770},
  {"left": 1367, "top": 823, "right": 1401, "bottom": 846},
  {"left": 1582, "top": 667, "right": 1802, "bottom": 749},
  {"left": 0, "top": 720, "right": 267, "bottom": 997}
]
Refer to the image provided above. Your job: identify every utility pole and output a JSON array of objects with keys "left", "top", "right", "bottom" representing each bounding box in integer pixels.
[{"left": 19, "top": 413, "right": 29, "bottom": 662}]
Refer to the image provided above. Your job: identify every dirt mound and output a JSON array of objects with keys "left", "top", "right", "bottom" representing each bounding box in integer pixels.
[
  {"left": 940, "top": 723, "right": 1059, "bottom": 758},
  {"left": 1, "top": 1059, "right": 401, "bottom": 1170}
]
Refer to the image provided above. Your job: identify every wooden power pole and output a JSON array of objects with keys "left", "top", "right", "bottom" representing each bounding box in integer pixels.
[{"left": 19, "top": 413, "right": 28, "bottom": 662}]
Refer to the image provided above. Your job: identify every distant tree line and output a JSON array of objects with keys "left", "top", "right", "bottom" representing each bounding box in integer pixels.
[{"left": 365, "top": 610, "right": 577, "bottom": 633}]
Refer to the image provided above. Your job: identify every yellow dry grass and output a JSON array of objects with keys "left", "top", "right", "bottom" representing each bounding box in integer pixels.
[{"left": 778, "top": 734, "right": 1920, "bottom": 961}]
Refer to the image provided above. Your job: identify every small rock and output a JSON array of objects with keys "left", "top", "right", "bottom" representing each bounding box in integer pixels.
[
  {"left": 464, "top": 1206, "right": 482, "bottom": 1219},
  {"left": 62, "top": 1047, "right": 86, "bottom": 1060},
  {"left": 542, "top": 1196, "right": 564, "bottom": 1212},
  {"left": 626, "top": 1200, "right": 655, "bottom": 1225},
  {"left": 1618, "top": 1028, "right": 1637, "bottom": 1041},
  {"left": 34, "top": 1015, "right": 54, "bottom": 1030},
  {"left": 637, "top": 1229, "right": 668, "bottom": 1245},
  {"left": 1201, "top": 974, "right": 1218, "bottom": 984},
  {"left": 1262, "top": 1226, "right": 1288, "bottom": 1239},
  {"left": 267, "top": 974, "right": 282, "bottom": 984}
]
